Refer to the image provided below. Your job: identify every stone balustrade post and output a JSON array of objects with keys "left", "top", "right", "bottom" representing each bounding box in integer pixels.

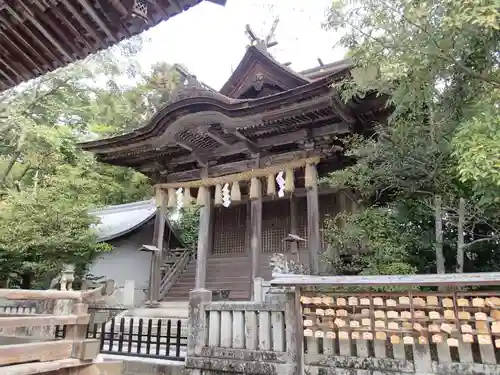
[{"left": 187, "top": 288, "right": 212, "bottom": 357}]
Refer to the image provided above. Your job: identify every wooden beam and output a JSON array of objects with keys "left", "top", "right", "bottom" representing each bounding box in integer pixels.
[
  {"left": 0, "top": 314, "right": 89, "bottom": 329},
  {"left": 0, "top": 15, "right": 52, "bottom": 68},
  {"left": 204, "top": 127, "right": 233, "bottom": 147},
  {"left": 0, "top": 30, "right": 41, "bottom": 73},
  {"left": 31, "top": 2, "right": 81, "bottom": 57},
  {"left": 289, "top": 197, "right": 299, "bottom": 255},
  {"left": 227, "top": 129, "right": 259, "bottom": 154},
  {"left": 174, "top": 135, "right": 208, "bottom": 166},
  {"left": 17, "top": 1, "right": 73, "bottom": 61},
  {"left": 160, "top": 150, "right": 313, "bottom": 185},
  {"left": 158, "top": 122, "right": 349, "bottom": 168},
  {"left": 3, "top": 5, "right": 62, "bottom": 65},
  {"left": 149, "top": 0, "right": 169, "bottom": 19},
  {"left": 48, "top": 5, "right": 96, "bottom": 54},
  {"left": 1, "top": 358, "right": 85, "bottom": 375},
  {"left": 0, "top": 64, "right": 17, "bottom": 85},
  {"left": 331, "top": 89, "right": 358, "bottom": 125},
  {"left": 0, "top": 340, "right": 73, "bottom": 366},
  {"left": 61, "top": 0, "right": 105, "bottom": 49},
  {"left": 76, "top": 0, "right": 117, "bottom": 42},
  {"left": 107, "top": 0, "right": 129, "bottom": 17},
  {"left": 0, "top": 281, "right": 114, "bottom": 301},
  {"left": 168, "top": 0, "right": 183, "bottom": 14},
  {"left": 245, "top": 24, "right": 258, "bottom": 42},
  {"left": 0, "top": 56, "right": 24, "bottom": 81},
  {"left": 96, "top": 0, "right": 132, "bottom": 38}
]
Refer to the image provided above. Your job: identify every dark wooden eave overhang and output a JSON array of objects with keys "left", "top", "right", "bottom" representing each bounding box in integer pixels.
[
  {"left": 300, "top": 59, "right": 353, "bottom": 80},
  {"left": 0, "top": 0, "right": 226, "bottom": 92},
  {"left": 79, "top": 63, "right": 389, "bottom": 182}
]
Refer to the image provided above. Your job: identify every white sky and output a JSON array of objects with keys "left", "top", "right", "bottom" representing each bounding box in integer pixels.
[{"left": 135, "top": 0, "right": 345, "bottom": 90}]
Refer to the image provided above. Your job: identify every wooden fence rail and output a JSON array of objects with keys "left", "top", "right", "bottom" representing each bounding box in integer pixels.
[{"left": 0, "top": 282, "right": 122, "bottom": 375}]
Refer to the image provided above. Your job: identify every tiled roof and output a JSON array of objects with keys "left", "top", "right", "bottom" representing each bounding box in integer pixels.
[{"left": 89, "top": 199, "right": 156, "bottom": 242}]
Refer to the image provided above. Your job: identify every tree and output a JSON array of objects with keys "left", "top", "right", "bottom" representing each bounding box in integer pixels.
[
  {"left": 323, "top": 0, "right": 500, "bottom": 275},
  {"left": 0, "top": 189, "right": 110, "bottom": 288},
  {"left": 0, "top": 35, "right": 181, "bottom": 287}
]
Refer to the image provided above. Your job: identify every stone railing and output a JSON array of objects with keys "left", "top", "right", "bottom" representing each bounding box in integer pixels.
[
  {"left": 185, "top": 288, "right": 298, "bottom": 375},
  {"left": 0, "top": 282, "right": 122, "bottom": 374},
  {"left": 273, "top": 272, "right": 500, "bottom": 375},
  {"left": 185, "top": 273, "right": 500, "bottom": 375}
]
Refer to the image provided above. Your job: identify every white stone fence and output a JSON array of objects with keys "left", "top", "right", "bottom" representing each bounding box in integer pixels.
[{"left": 185, "top": 273, "right": 500, "bottom": 375}]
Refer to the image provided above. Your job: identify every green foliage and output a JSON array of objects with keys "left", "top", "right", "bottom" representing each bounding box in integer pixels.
[
  {"left": 323, "top": 0, "right": 500, "bottom": 276},
  {"left": 0, "top": 35, "right": 180, "bottom": 286},
  {"left": 453, "top": 107, "right": 500, "bottom": 201},
  {"left": 324, "top": 206, "right": 418, "bottom": 275},
  {"left": 0, "top": 189, "right": 111, "bottom": 286},
  {"left": 170, "top": 207, "right": 200, "bottom": 249}
]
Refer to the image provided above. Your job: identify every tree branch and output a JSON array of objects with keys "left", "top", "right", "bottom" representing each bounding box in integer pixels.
[
  {"left": 464, "top": 235, "right": 500, "bottom": 249},
  {"left": 377, "top": 0, "right": 500, "bottom": 87}
]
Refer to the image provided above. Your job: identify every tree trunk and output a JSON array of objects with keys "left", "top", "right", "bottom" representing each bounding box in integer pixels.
[
  {"left": 0, "top": 151, "right": 20, "bottom": 184},
  {"left": 456, "top": 198, "right": 466, "bottom": 273},
  {"left": 21, "top": 272, "right": 33, "bottom": 289},
  {"left": 434, "top": 195, "right": 446, "bottom": 274}
]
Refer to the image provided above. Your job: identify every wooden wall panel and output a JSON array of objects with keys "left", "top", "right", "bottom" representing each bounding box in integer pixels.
[
  {"left": 211, "top": 192, "right": 337, "bottom": 257},
  {"left": 212, "top": 204, "right": 247, "bottom": 255}
]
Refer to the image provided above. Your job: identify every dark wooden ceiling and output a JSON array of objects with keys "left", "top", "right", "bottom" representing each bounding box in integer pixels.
[{"left": 0, "top": 0, "right": 226, "bottom": 92}]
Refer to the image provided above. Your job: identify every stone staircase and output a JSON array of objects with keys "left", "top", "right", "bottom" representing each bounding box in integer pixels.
[{"left": 162, "top": 254, "right": 279, "bottom": 301}]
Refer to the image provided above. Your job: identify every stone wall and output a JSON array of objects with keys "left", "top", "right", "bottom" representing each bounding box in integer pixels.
[
  {"left": 121, "top": 361, "right": 184, "bottom": 375},
  {"left": 99, "top": 355, "right": 185, "bottom": 375}
]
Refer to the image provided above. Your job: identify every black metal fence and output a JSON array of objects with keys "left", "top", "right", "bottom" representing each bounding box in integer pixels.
[{"left": 56, "top": 317, "right": 186, "bottom": 361}]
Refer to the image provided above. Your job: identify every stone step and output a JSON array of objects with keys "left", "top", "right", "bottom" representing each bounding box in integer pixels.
[{"left": 172, "top": 280, "right": 251, "bottom": 288}]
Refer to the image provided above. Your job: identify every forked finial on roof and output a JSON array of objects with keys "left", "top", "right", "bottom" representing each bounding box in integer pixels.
[{"left": 245, "top": 16, "right": 280, "bottom": 51}]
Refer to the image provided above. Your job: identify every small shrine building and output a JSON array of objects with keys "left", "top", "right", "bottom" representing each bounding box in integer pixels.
[{"left": 80, "top": 34, "right": 388, "bottom": 302}]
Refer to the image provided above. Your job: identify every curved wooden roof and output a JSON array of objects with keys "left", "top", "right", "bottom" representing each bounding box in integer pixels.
[
  {"left": 0, "top": 0, "right": 225, "bottom": 92},
  {"left": 79, "top": 57, "right": 389, "bottom": 183}
]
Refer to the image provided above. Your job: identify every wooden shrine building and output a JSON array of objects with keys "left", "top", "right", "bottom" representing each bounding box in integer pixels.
[{"left": 80, "top": 34, "right": 389, "bottom": 302}]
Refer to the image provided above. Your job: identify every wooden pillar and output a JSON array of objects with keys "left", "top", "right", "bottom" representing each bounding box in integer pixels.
[
  {"left": 207, "top": 196, "right": 215, "bottom": 255},
  {"left": 306, "top": 163, "right": 320, "bottom": 274},
  {"left": 151, "top": 189, "right": 166, "bottom": 303},
  {"left": 250, "top": 178, "right": 262, "bottom": 297},
  {"left": 289, "top": 197, "right": 299, "bottom": 255},
  {"left": 195, "top": 170, "right": 212, "bottom": 289}
]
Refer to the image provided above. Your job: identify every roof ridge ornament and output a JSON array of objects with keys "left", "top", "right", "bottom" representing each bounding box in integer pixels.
[
  {"left": 169, "top": 64, "right": 218, "bottom": 103},
  {"left": 245, "top": 17, "right": 279, "bottom": 51}
]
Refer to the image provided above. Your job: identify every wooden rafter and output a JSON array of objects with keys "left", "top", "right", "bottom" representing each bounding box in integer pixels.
[
  {"left": 174, "top": 134, "right": 209, "bottom": 167},
  {"left": 4, "top": 4, "right": 62, "bottom": 65},
  {"left": 0, "top": 0, "right": 223, "bottom": 92},
  {"left": 225, "top": 129, "right": 259, "bottom": 155},
  {"left": 76, "top": 0, "right": 116, "bottom": 43},
  {"left": 61, "top": 0, "right": 105, "bottom": 49},
  {"left": 0, "top": 14, "right": 52, "bottom": 69},
  {"left": 17, "top": 1, "right": 73, "bottom": 61}
]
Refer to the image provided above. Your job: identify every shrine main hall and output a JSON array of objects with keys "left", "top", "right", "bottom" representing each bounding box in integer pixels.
[{"left": 80, "top": 35, "right": 387, "bottom": 302}]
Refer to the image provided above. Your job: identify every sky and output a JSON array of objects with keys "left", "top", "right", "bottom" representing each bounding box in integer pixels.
[{"left": 134, "top": 0, "right": 345, "bottom": 90}]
